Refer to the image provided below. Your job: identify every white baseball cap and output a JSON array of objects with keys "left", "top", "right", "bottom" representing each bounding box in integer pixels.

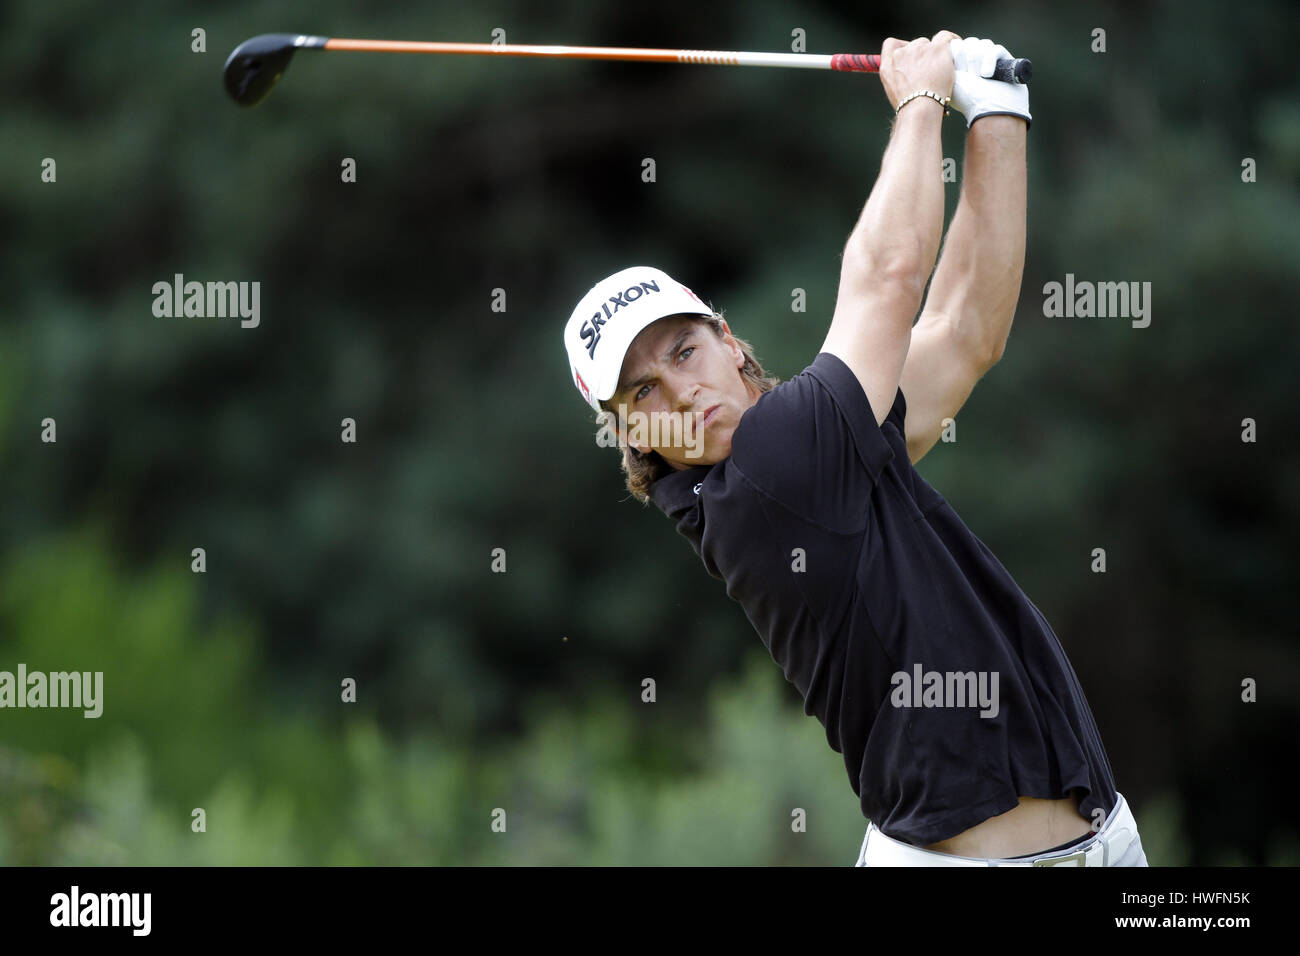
[{"left": 564, "top": 266, "right": 714, "bottom": 413}]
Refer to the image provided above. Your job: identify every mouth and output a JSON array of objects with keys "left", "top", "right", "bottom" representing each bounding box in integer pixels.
[{"left": 701, "top": 405, "right": 721, "bottom": 427}]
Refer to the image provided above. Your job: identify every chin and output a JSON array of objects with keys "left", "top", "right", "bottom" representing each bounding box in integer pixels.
[
  {"left": 693, "top": 443, "right": 728, "bottom": 466},
  {"left": 674, "top": 448, "right": 712, "bottom": 468}
]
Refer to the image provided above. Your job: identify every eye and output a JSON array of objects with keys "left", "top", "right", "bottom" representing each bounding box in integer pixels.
[{"left": 633, "top": 345, "right": 693, "bottom": 402}]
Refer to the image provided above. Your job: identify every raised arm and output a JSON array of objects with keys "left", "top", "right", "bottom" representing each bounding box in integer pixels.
[
  {"left": 820, "top": 31, "right": 958, "bottom": 427},
  {"left": 899, "top": 38, "right": 1031, "bottom": 463}
]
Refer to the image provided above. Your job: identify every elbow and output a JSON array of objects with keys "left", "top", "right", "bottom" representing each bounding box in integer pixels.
[
  {"left": 843, "top": 248, "right": 929, "bottom": 305},
  {"left": 946, "top": 299, "right": 1010, "bottom": 371},
  {"left": 981, "top": 335, "right": 1007, "bottom": 370},
  {"left": 878, "top": 256, "right": 931, "bottom": 301}
]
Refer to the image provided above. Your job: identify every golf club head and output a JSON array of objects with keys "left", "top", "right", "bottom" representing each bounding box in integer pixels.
[{"left": 223, "top": 34, "right": 326, "bottom": 106}]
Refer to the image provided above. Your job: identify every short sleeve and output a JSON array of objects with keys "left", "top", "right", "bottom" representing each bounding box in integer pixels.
[{"left": 729, "top": 352, "right": 899, "bottom": 525}]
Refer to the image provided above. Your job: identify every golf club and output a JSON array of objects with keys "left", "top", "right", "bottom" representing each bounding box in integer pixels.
[{"left": 223, "top": 33, "right": 1032, "bottom": 107}]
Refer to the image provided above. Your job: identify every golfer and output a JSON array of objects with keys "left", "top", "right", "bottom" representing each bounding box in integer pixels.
[{"left": 563, "top": 33, "right": 1146, "bottom": 866}]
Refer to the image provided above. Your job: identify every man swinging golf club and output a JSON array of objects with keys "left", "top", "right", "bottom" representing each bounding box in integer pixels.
[{"left": 563, "top": 32, "right": 1147, "bottom": 866}]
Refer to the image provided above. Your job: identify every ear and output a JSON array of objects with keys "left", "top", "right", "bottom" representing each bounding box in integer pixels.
[
  {"left": 624, "top": 421, "right": 649, "bottom": 454},
  {"left": 627, "top": 421, "right": 652, "bottom": 455},
  {"left": 609, "top": 403, "right": 651, "bottom": 455},
  {"left": 726, "top": 331, "right": 745, "bottom": 368},
  {"left": 715, "top": 319, "right": 741, "bottom": 362}
]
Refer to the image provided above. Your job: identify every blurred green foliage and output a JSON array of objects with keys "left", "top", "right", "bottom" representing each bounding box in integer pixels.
[
  {"left": 0, "top": 528, "right": 877, "bottom": 864},
  {"left": 6, "top": 527, "right": 1272, "bottom": 865},
  {"left": 1, "top": 0, "right": 1297, "bottom": 864}
]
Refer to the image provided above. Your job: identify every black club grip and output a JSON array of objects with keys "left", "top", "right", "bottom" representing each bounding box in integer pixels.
[{"left": 992, "top": 57, "right": 1032, "bottom": 84}]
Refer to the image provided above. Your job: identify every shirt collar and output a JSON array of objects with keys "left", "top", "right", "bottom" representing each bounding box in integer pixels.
[{"left": 649, "top": 463, "right": 715, "bottom": 517}]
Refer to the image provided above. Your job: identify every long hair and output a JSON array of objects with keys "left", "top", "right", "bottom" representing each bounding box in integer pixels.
[{"left": 594, "top": 313, "right": 781, "bottom": 504}]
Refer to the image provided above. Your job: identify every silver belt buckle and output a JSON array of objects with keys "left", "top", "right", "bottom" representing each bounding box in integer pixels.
[{"left": 1031, "top": 848, "right": 1089, "bottom": 867}]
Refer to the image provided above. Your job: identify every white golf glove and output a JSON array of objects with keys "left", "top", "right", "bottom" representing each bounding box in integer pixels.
[{"left": 948, "top": 37, "right": 1031, "bottom": 128}]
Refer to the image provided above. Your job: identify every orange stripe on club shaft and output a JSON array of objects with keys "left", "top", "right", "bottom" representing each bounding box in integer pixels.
[{"left": 323, "top": 39, "right": 687, "bottom": 62}]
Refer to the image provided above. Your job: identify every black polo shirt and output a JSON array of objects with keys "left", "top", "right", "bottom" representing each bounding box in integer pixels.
[{"left": 649, "top": 351, "right": 1118, "bottom": 846}]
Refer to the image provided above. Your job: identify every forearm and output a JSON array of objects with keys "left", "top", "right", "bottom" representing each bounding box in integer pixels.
[
  {"left": 923, "top": 116, "right": 1027, "bottom": 364},
  {"left": 840, "top": 102, "right": 947, "bottom": 311}
]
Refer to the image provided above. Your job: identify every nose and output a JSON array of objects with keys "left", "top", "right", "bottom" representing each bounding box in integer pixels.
[{"left": 671, "top": 379, "right": 700, "bottom": 413}]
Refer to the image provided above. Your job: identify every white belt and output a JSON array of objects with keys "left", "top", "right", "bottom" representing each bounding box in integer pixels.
[{"left": 859, "top": 792, "right": 1138, "bottom": 867}]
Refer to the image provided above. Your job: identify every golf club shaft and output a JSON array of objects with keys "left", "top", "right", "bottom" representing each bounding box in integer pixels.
[
  {"left": 326, "top": 38, "right": 844, "bottom": 69},
  {"left": 314, "top": 37, "right": 1030, "bottom": 83}
]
